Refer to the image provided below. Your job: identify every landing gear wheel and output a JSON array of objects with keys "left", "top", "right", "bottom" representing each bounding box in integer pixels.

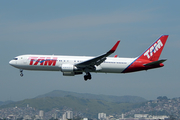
[
  {"left": 20, "top": 69, "right": 24, "bottom": 77},
  {"left": 20, "top": 73, "right": 23, "bottom": 77},
  {"left": 88, "top": 75, "right": 92, "bottom": 80},
  {"left": 84, "top": 76, "right": 88, "bottom": 81},
  {"left": 84, "top": 72, "right": 92, "bottom": 81}
]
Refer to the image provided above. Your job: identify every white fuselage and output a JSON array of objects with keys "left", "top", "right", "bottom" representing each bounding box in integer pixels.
[{"left": 9, "top": 54, "right": 135, "bottom": 73}]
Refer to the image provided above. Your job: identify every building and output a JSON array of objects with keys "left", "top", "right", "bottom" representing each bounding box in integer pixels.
[
  {"left": 134, "top": 114, "right": 149, "bottom": 118},
  {"left": 119, "top": 114, "right": 169, "bottom": 120},
  {"left": 62, "top": 111, "right": 73, "bottom": 120},
  {"left": 66, "top": 111, "right": 73, "bottom": 119},
  {"left": 39, "top": 110, "right": 44, "bottom": 119},
  {"left": 62, "top": 113, "right": 66, "bottom": 120},
  {"left": 122, "top": 114, "right": 124, "bottom": 119},
  {"left": 98, "top": 113, "right": 106, "bottom": 120},
  {"left": 152, "top": 115, "right": 169, "bottom": 119},
  {"left": 52, "top": 113, "right": 57, "bottom": 119},
  {"left": 23, "top": 115, "right": 31, "bottom": 120}
]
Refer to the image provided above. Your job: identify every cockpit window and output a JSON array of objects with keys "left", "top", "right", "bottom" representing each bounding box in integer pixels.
[{"left": 13, "top": 58, "right": 18, "bottom": 60}]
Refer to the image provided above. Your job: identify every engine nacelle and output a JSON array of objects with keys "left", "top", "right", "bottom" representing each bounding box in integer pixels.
[
  {"left": 61, "top": 64, "right": 75, "bottom": 72},
  {"left": 61, "top": 64, "right": 82, "bottom": 76},
  {"left": 63, "top": 71, "right": 83, "bottom": 76},
  {"left": 63, "top": 72, "right": 75, "bottom": 76}
]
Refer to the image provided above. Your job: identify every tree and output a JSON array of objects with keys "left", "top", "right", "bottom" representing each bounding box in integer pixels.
[
  {"left": 169, "top": 115, "right": 176, "bottom": 120},
  {"left": 157, "top": 96, "right": 168, "bottom": 101},
  {"left": 17, "top": 117, "right": 23, "bottom": 120}
]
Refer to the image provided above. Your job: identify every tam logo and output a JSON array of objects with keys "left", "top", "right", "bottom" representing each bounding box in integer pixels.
[
  {"left": 29, "top": 57, "right": 57, "bottom": 66},
  {"left": 144, "top": 39, "right": 163, "bottom": 59}
]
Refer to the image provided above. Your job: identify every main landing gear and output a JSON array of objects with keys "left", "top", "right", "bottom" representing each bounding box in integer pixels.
[
  {"left": 20, "top": 69, "right": 23, "bottom": 77},
  {"left": 84, "top": 72, "right": 92, "bottom": 81}
]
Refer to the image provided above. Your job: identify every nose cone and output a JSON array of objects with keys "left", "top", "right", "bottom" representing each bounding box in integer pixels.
[
  {"left": 9, "top": 60, "right": 16, "bottom": 66},
  {"left": 9, "top": 60, "right": 13, "bottom": 65}
]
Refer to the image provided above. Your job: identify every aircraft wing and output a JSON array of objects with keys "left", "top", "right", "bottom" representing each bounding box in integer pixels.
[{"left": 75, "top": 41, "right": 120, "bottom": 69}]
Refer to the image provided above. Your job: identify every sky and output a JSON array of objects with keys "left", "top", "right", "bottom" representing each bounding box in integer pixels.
[{"left": 0, "top": 0, "right": 180, "bottom": 101}]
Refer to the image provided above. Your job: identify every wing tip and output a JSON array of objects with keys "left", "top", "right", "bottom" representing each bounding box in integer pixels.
[{"left": 109, "top": 40, "right": 120, "bottom": 53}]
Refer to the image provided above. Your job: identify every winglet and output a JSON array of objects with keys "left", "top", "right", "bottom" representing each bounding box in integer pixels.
[{"left": 108, "top": 41, "right": 120, "bottom": 53}]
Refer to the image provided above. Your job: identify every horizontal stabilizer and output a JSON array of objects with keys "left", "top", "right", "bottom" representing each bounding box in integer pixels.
[{"left": 144, "top": 59, "right": 167, "bottom": 66}]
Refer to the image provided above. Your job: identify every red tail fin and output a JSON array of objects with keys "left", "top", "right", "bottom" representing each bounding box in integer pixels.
[{"left": 138, "top": 35, "right": 169, "bottom": 61}]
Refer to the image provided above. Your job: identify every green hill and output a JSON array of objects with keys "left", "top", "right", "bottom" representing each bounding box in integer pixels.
[
  {"left": 36, "top": 90, "right": 147, "bottom": 103},
  {"left": 0, "top": 95, "right": 144, "bottom": 118}
]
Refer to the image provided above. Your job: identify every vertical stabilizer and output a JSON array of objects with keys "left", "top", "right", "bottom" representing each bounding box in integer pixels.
[{"left": 137, "top": 35, "right": 168, "bottom": 61}]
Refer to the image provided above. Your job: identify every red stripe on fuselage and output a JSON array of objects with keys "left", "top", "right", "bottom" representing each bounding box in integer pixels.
[{"left": 122, "top": 59, "right": 164, "bottom": 73}]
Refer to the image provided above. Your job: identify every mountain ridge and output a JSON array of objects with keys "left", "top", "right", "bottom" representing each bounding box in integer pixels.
[
  {"left": 35, "top": 90, "right": 147, "bottom": 103},
  {"left": 0, "top": 100, "right": 14, "bottom": 106}
]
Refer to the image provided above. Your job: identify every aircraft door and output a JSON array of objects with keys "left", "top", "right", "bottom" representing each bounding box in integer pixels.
[{"left": 23, "top": 56, "right": 28, "bottom": 65}]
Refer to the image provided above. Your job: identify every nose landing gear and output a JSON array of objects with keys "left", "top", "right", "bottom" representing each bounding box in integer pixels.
[{"left": 20, "top": 69, "right": 23, "bottom": 77}]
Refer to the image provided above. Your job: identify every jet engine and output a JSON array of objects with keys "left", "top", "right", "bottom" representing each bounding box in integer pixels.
[{"left": 61, "top": 64, "right": 82, "bottom": 76}]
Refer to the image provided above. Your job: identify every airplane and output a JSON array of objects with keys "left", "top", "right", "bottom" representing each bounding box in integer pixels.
[{"left": 9, "top": 35, "right": 168, "bottom": 81}]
